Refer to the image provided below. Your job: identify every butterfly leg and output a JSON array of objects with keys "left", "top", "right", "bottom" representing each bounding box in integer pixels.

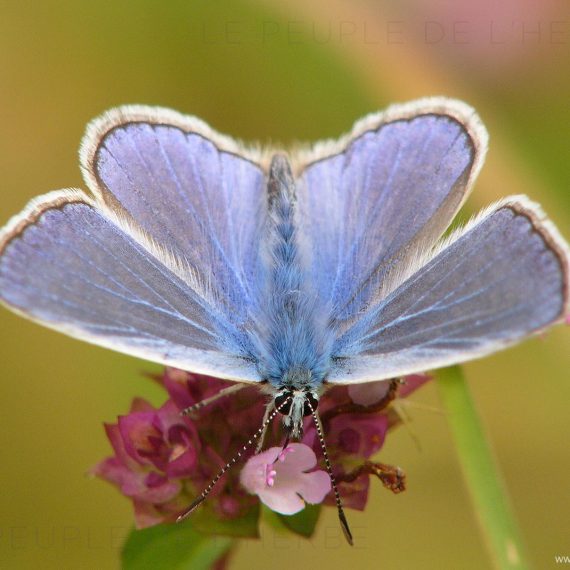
[
  {"left": 319, "top": 378, "right": 401, "bottom": 424},
  {"left": 255, "top": 400, "right": 275, "bottom": 453},
  {"left": 180, "top": 383, "right": 247, "bottom": 417}
]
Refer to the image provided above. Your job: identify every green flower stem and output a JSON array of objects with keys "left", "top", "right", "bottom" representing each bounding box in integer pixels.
[{"left": 436, "top": 366, "right": 531, "bottom": 570}]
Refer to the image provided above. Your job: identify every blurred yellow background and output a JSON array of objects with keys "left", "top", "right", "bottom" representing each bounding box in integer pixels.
[{"left": 0, "top": 1, "right": 569, "bottom": 568}]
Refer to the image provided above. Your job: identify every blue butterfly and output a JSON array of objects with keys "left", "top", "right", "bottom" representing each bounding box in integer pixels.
[{"left": 0, "top": 98, "right": 568, "bottom": 543}]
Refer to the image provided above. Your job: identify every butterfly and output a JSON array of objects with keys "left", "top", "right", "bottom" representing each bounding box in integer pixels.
[{"left": 0, "top": 98, "right": 568, "bottom": 543}]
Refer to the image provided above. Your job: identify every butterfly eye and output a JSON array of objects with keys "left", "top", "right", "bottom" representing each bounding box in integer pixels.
[
  {"left": 303, "top": 392, "right": 319, "bottom": 417},
  {"left": 274, "top": 392, "right": 293, "bottom": 415}
]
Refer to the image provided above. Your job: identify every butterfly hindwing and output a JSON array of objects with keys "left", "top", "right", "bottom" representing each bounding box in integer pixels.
[{"left": 327, "top": 197, "right": 569, "bottom": 383}]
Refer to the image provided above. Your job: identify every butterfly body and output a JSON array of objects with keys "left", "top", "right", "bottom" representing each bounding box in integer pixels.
[
  {"left": 250, "top": 153, "right": 331, "bottom": 436},
  {"left": 260, "top": 153, "right": 333, "bottom": 384}
]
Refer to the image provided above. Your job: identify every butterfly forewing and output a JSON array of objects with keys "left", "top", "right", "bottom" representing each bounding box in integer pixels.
[
  {"left": 295, "top": 99, "right": 487, "bottom": 330},
  {"left": 81, "top": 106, "right": 269, "bottom": 324}
]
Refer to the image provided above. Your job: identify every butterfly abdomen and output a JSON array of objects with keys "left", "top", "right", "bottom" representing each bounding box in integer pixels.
[{"left": 259, "top": 155, "right": 333, "bottom": 390}]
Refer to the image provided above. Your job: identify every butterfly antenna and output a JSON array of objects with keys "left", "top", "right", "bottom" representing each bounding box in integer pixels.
[
  {"left": 176, "top": 396, "right": 292, "bottom": 523},
  {"left": 307, "top": 400, "right": 354, "bottom": 546}
]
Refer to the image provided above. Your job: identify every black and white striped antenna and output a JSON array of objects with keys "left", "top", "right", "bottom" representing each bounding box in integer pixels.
[{"left": 307, "top": 398, "right": 354, "bottom": 546}]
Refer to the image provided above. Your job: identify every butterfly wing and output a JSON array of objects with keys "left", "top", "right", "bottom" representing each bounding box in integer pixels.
[
  {"left": 81, "top": 106, "right": 269, "bottom": 323},
  {"left": 294, "top": 98, "right": 487, "bottom": 328},
  {"left": 0, "top": 106, "right": 272, "bottom": 381},
  {"left": 0, "top": 191, "right": 261, "bottom": 381},
  {"left": 327, "top": 197, "right": 569, "bottom": 383}
]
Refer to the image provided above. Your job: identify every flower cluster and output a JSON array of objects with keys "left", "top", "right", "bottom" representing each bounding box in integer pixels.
[{"left": 92, "top": 368, "right": 429, "bottom": 529}]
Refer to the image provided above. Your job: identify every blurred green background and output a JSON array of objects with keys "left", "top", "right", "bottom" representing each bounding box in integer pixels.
[{"left": 1, "top": 1, "right": 569, "bottom": 568}]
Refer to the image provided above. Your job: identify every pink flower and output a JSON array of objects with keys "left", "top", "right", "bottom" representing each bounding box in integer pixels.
[
  {"left": 92, "top": 370, "right": 264, "bottom": 528},
  {"left": 93, "top": 368, "right": 430, "bottom": 530},
  {"left": 240, "top": 443, "right": 331, "bottom": 515}
]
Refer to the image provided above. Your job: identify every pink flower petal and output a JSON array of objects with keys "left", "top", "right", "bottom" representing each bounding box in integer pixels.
[
  {"left": 103, "top": 423, "right": 136, "bottom": 468},
  {"left": 118, "top": 413, "right": 162, "bottom": 465},
  {"left": 334, "top": 477, "right": 370, "bottom": 511},
  {"left": 257, "top": 488, "right": 306, "bottom": 515},
  {"left": 133, "top": 499, "right": 164, "bottom": 529},
  {"left": 129, "top": 397, "right": 155, "bottom": 413},
  {"left": 297, "top": 470, "right": 331, "bottom": 504},
  {"left": 239, "top": 448, "right": 280, "bottom": 494},
  {"left": 268, "top": 443, "right": 318, "bottom": 475},
  {"left": 399, "top": 374, "right": 431, "bottom": 398},
  {"left": 240, "top": 443, "right": 330, "bottom": 515},
  {"left": 348, "top": 381, "right": 391, "bottom": 406}
]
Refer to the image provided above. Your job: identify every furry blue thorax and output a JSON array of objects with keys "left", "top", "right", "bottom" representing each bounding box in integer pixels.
[{"left": 257, "top": 154, "right": 334, "bottom": 392}]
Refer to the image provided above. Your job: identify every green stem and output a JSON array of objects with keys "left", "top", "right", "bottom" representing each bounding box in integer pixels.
[{"left": 436, "top": 366, "right": 531, "bottom": 570}]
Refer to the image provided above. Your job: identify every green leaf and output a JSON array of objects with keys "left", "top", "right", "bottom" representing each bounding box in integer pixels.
[
  {"left": 122, "top": 521, "right": 233, "bottom": 570},
  {"left": 190, "top": 502, "right": 260, "bottom": 538},
  {"left": 261, "top": 505, "right": 289, "bottom": 535},
  {"left": 262, "top": 504, "right": 321, "bottom": 538},
  {"left": 277, "top": 504, "right": 321, "bottom": 538}
]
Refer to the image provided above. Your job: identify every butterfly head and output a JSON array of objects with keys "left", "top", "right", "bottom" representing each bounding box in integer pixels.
[{"left": 274, "top": 388, "right": 319, "bottom": 439}]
